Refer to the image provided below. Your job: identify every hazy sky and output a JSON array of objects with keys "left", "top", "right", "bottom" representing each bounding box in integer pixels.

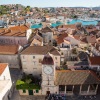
[{"left": 0, "top": 0, "right": 100, "bottom": 7}]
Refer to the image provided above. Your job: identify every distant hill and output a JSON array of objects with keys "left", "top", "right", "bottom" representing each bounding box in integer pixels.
[
  {"left": 70, "top": 7, "right": 89, "bottom": 8},
  {"left": 92, "top": 7, "right": 100, "bottom": 10},
  {"left": 70, "top": 6, "right": 100, "bottom": 10}
]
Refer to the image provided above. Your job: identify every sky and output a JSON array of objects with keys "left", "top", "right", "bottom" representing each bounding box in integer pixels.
[{"left": 0, "top": 0, "right": 100, "bottom": 7}]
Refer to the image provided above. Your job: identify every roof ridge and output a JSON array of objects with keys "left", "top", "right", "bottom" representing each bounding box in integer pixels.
[{"left": 90, "top": 70, "right": 100, "bottom": 81}]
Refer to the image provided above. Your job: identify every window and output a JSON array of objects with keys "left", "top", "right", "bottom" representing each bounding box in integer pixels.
[
  {"left": 66, "top": 85, "right": 73, "bottom": 91},
  {"left": 33, "top": 61, "right": 36, "bottom": 65},
  {"left": 56, "top": 62, "right": 58, "bottom": 65},
  {"left": 18, "top": 41, "right": 19, "bottom": 44},
  {"left": 39, "top": 59, "right": 42, "bottom": 63},
  {"left": 59, "top": 85, "right": 65, "bottom": 91},
  {"left": 36, "top": 90, "right": 39, "bottom": 93},
  {"left": 23, "top": 67, "right": 27, "bottom": 69},
  {"left": 23, "top": 56, "right": 24, "bottom": 59},
  {"left": 61, "top": 52, "right": 63, "bottom": 55},
  {"left": 23, "top": 61, "right": 26, "bottom": 62},
  {"left": 55, "top": 57, "right": 57, "bottom": 60},
  {"left": 11, "top": 40, "right": 13, "bottom": 43},
  {"left": 33, "top": 56, "right": 35, "bottom": 59},
  {"left": 33, "top": 68, "right": 37, "bottom": 69},
  {"left": 23, "top": 90, "right": 26, "bottom": 93}
]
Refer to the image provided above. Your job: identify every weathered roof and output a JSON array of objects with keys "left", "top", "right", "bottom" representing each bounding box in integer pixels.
[
  {"left": 30, "top": 38, "right": 42, "bottom": 46},
  {"left": 56, "top": 33, "right": 68, "bottom": 44},
  {"left": 0, "top": 63, "right": 7, "bottom": 75},
  {"left": 55, "top": 70, "right": 100, "bottom": 85},
  {"left": 86, "top": 35, "right": 96, "bottom": 44},
  {"left": 41, "top": 26, "right": 53, "bottom": 33},
  {"left": 58, "top": 24, "right": 77, "bottom": 29},
  {"left": 0, "top": 25, "right": 28, "bottom": 37},
  {"left": 0, "top": 45, "right": 19, "bottom": 54},
  {"left": 89, "top": 56, "right": 100, "bottom": 65},
  {"left": 42, "top": 53, "right": 54, "bottom": 65},
  {"left": 21, "top": 46, "right": 60, "bottom": 56}
]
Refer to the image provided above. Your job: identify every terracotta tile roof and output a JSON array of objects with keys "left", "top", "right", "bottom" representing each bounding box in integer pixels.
[
  {"left": 79, "top": 36, "right": 88, "bottom": 43},
  {"left": 86, "top": 35, "right": 96, "bottom": 44},
  {"left": 17, "top": 17, "right": 25, "bottom": 21},
  {"left": 0, "top": 29, "right": 5, "bottom": 33},
  {"left": 30, "top": 38, "right": 42, "bottom": 46},
  {"left": 86, "top": 27, "right": 97, "bottom": 33},
  {"left": 89, "top": 30, "right": 99, "bottom": 35},
  {"left": 0, "top": 45, "right": 19, "bottom": 54},
  {"left": 21, "top": 46, "right": 60, "bottom": 56},
  {"left": 92, "top": 43, "right": 100, "bottom": 51},
  {"left": 0, "top": 25, "right": 28, "bottom": 37},
  {"left": 73, "top": 35, "right": 80, "bottom": 40},
  {"left": 34, "top": 34, "right": 43, "bottom": 42},
  {"left": 27, "top": 11, "right": 32, "bottom": 14},
  {"left": 0, "top": 63, "right": 7, "bottom": 75},
  {"left": 89, "top": 56, "right": 100, "bottom": 65},
  {"left": 45, "top": 16, "right": 50, "bottom": 18},
  {"left": 41, "top": 27, "right": 53, "bottom": 33},
  {"left": 55, "top": 70, "right": 100, "bottom": 85},
  {"left": 58, "top": 24, "right": 76, "bottom": 29},
  {"left": 56, "top": 33, "right": 68, "bottom": 44},
  {"left": 42, "top": 53, "right": 54, "bottom": 65},
  {"left": 64, "top": 39, "right": 70, "bottom": 44}
]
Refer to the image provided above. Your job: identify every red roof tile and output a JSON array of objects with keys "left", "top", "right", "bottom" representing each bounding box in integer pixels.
[
  {"left": 42, "top": 53, "right": 54, "bottom": 65},
  {"left": 89, "top": 56, "right": 100, "bottom": 65},
  {"left": 0, "top": 45, "right": 19, "bottom": 54},
  {"left": 0, "top": 63, "right": 7, "bottom": 75},
  {"left": 0, "top": 25, "right": 28, "bottom": 37},
  {"left": 56, "top": 33, "right": 68, "bottom": 44}
]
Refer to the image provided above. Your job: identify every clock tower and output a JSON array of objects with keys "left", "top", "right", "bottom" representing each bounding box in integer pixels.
[{"left": 42, "top": 52, "right": 57, "bottom": 95}]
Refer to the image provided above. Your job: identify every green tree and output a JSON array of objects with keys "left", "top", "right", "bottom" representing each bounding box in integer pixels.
[{"left": 25, "top": 6, "right": 31, "bottom": 12}]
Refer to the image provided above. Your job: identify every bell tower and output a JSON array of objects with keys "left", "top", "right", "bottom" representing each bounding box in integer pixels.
[{"left": 41, "top": 52, "right": 56, "bottom": 95}]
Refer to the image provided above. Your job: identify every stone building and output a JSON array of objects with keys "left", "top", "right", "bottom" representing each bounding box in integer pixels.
[
  {"left": 20, "top": 46, "right": 61, "bottom": 76},
  {"left": 40, "top": 27, "right": 54, "bottom": 45},
  {"left": 0, "top": 45, "right": 22, "bottom": 69},
  {"left": 18, "top": 53, "right": 100, "bottom": 96},
  {"left": 0, "top": 25, "right": 32, "bottom": 46}
]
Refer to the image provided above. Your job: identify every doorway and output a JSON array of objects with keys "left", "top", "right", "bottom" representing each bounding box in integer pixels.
[
  {"left": 46, "top": 91, "right": 50, "bottom": 95},
  {"left": 28, "top": 90, "right": 33, "bottom": 95}
]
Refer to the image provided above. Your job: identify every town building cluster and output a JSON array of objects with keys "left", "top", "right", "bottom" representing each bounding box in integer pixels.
[{"left": 0, "top": 5, "right": 100, "bottom": 100}]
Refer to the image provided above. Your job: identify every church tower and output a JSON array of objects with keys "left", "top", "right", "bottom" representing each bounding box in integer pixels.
[{"left": 41, "top": 53, "right": 57, "bottom": 95}]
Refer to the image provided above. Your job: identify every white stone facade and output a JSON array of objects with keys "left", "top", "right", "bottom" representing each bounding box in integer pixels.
[
  {"left": 0, "top": 64, "right": 12, "bottom": 100},
  {"left": 21, "top": 54, "right": 60, "bottom": 76},
  {"left": 41, "top": 64, "right": 58, "bottom": 95}
]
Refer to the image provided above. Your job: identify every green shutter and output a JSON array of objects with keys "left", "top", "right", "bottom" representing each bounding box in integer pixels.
[{"left": 36, "top": 89, "right": 39, "bottom": 93}]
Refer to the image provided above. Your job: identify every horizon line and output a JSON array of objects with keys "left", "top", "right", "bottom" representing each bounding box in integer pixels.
[{"left": 0, "top": 4, "right": 100, "bottom": 8}]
